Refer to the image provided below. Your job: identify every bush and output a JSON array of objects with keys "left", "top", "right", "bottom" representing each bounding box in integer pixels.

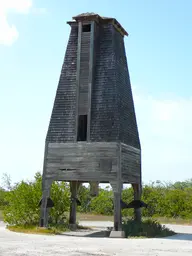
[
  {"left": 3, "top": 173, "right": 42, "bottom": 225},
  {"left": 90, "top": 188, "right": 113, "bottom": 215},
  {"left": 77, "top": 184, "right": 91, "bottom": 213},
  {"left": 49, "top": 181, "right": 70, "bottom": 225},
  {"left": 3, "top": 172, "right": 70, "bottom": 226},
  {"left": 121, "top": 187, "right": 134, "bottom": 217},
  {"left": 0, "top": 188, "right": 8, "bottom": 210},
  {"left": 122, "top": 218, "right": 175, "bottom": 238},
  {"left": 3, "top": 171, "right": 192, "bottom": 228},
  {"left": 141, "top": 183, "right": 192, "bottom": 219}
]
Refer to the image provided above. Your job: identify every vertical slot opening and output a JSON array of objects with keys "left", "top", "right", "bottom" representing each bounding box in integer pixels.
[
  {"left": 82, "top": 24, "right": 91, "bottom": 32},
  {"left": 77, "top": 115, "right": 87, "bottom": 141}
]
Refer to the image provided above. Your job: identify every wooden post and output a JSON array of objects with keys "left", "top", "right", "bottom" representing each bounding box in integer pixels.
[
  {"left": 69, "top": 181, "right": 81, "bottom": 229},
  {"left": 113, "top": 191, "right": 122, "bottom": 231},
  {"left": 110, "top": 181, "right": 122, "bottom": 231},
  {"left": 90, "top": 181, "right": 99, "bottom": 197},
  {"left": 40, "top": 179, "right": 52, "bottom": 227},
  {"left": 132, "top": 183, "right": 141, "bottom": 222}
]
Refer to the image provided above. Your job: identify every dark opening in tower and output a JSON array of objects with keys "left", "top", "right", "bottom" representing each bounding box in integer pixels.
[
  {"left": 77, "top": 115, "right": 87, "bottom": 141},
  {"left": 82, "top": 24, "right": 91, "bottom": 32}
]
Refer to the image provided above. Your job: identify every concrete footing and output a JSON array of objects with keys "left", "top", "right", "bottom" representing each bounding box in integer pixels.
[{"left": 109, "top": 230, "right": 125, "bottom": 238}]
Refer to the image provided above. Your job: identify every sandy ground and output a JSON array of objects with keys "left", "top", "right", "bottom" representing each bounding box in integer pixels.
[{"left": 0, "top": 221, "right": 192, "bottom": 256}]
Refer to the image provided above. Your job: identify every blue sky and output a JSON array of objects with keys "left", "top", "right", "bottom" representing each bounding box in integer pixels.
[{"left": 0, "top": 0, "right": 192, "bottom": 185}]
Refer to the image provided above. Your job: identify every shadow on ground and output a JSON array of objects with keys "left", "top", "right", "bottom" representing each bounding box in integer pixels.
[
  {"left": 62, "top": 226, "right": 192, "bottom": 241},
  {"left": 163, "top": 233, "right": 192, "bottom": 241},
  {"left": 62, "top": 230, "right": 192, "bottom": 241},
  {"left": 61, "top": 229, "right": 111, "bottom": 238}
]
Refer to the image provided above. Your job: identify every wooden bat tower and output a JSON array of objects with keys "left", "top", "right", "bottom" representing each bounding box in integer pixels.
[{"left": 40, "top": 13, "right": 142, "bottom": 236}]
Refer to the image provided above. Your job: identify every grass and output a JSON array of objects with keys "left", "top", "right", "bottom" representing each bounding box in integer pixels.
[
  {"left": 76, "top": 212, "right": 113, "bottom": 221},
  {"left": 7, "top": 225, "right": 64, "bottom": 235},
  {"left": 6, "top": 222, "right": 91, "bottom": 235},
  {"left": 122, "top": 218, "right": 176, "bottom": 238},
  {"left": 154, "top": 216, "right": 192, "bottom": 225},
  {"left": 76, "top": 212, "right": 192, "bottom": 226}
]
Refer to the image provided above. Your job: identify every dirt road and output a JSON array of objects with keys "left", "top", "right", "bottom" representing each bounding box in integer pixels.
[{"left": 0, "top": 221, "right": 192, "bottom": 255}]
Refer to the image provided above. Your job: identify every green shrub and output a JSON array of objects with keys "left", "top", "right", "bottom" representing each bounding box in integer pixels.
[
  {"left": 3, "top": 173, "right": 42, "bottom": 225},
  {"left": 0, "top": 188, "right": 8, "bottom": 210},
  {"left": 90, "top": 188, "right": 113, "bottom": 215},
  {"left": 3, "top": 171, "right": 192, "bottom": 226},
  {"left": 49, "top": 181, "right": 70, "bottom": 225},
  {"left": 3, "top": 173, "right": 70, "bottom": 226},
  {"left": 77, "top": 184, "right": 91, "bottom": 213},
  {"left": 121, "top": 187, "right": 134, "bottom": 217},
  {"left": 122, "top": 218, "right": 175, "bottom": 238}
]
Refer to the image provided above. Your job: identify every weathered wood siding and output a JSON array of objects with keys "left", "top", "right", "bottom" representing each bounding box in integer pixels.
[
  {"left": 90, "top": 23, "right": 140, "bottom": 150},
  {"left": 44, "top": 142, "right": 120, "bottom": 182},
  {"left": 46, "top": 21, "right": 140, "bottom": 148},
  {"left": 113, "top": 28, "right": 141, "bottom": 149},
  {"left": 43, "top": 18, "right": 141, "bottom": 185},
  {"left": 78, "top": 30, "right": 90, "bottom": 115},
  {"left": 121, "top": 143, "right": 141, "bottom": 184},
  {"left": 46, "top": 24, "right": 78, "bottom": 142},
  {"left": 90, "top": 24, "right": 119, "bottom": 142}
]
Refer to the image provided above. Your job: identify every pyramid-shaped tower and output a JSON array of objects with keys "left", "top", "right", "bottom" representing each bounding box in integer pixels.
[{"left": 41, "top": 13, "right": 142, "bottom": 232}]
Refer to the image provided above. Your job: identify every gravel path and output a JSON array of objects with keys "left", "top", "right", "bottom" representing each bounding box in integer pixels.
[{"left": 1, "top": 221, "right": 192, "bottom": 256}]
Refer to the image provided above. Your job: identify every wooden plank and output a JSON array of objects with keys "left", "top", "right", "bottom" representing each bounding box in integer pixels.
[
  {"left": 74, "top": 21, "right": 82, "bottom": 141},
  {"left": 46, "top": 143, "right": 120, "bottom": 183},
  {"left": 78, "top": 27, "right": 91, "bottom": 116},
  {"left": 48, "top": 142, "right": 119, "bottom": 148},
  {"left": 122, "top": 177, "right": 140, "bottom": 184},
  {"left": 45, "top": 171, "right": 117, "bottom": 182},
  {"left": 121, "top": 143, "right": 141, "bottom": 154},
  {"left": 87, "top": 21, "right": 95, "bottom": 141}
]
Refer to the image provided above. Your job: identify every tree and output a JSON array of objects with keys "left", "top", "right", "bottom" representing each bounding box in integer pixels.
[
  {"left": 3, "top": 172, "right": 71, "bottom": 226},
  {"left": 1, "top": 173, "right": 12, "bottom": 191},
  {"left": 3, "top": 173, "right": 42, "bottom": 225},
  {"left": 0, "top": 187, "right": 8, "bottom": 210},
  {"left": 50, "top": 181, "right": 70, "bottom": 225},
  {"left": 90, "top": 188, "right": 113, "bottom": 215}
]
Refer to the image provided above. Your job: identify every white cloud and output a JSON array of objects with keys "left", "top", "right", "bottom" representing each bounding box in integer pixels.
[
  {"left": 133, "top": 87, "right": 192, "bottom": 182},
  {"left": 0, "top": 0, "right": 32, "bottom": 46}
]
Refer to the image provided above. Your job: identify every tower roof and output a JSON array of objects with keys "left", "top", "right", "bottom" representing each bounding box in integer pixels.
[{"left": 67, "top": 12, "right": 128, "bottom": 37}]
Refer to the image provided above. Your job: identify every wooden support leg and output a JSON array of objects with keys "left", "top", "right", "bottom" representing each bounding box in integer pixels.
[
  {"left": 113, "top": 191, "right": 122, "bottom": 231},
  {"left": 69, "top": 181, "right": 81, "bottom": 230},
  {"left": 40, "top": 179, "right": 52, "bottom": 227},
  {"left": 132, "top": 183, "right": 142, "bottom": 222},
  {"left": 109, "top": 181, "right": 125, "bottom": 238},
  {"left": 90, "top": 181, "right": 99, "bottom": 197},
  {"left": 110, "top": 181, "right": 122, "bottom": 231}
]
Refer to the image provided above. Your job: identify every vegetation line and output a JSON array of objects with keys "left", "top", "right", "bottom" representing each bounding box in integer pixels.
[{"left": 1, "top": 172, "right": 192, "bottom": 238}]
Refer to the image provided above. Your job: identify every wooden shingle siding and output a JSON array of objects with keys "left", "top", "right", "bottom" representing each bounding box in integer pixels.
[
  {"left": 46, "top": 25, "right": 78, "bottom": 143},
  {"left": 113, "top": 28, "right": 141, "bottom": 149},
  {"left": 90, "top": 24, "right": 119, "bottom": 142},
  {"left": 43, "top": 16, "right": 141, "bottom": 184}
]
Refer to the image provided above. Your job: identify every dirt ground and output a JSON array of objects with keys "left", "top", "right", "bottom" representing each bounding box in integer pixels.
[{"left": 1, "top": 221, "right": 192, "bottom": 255}]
